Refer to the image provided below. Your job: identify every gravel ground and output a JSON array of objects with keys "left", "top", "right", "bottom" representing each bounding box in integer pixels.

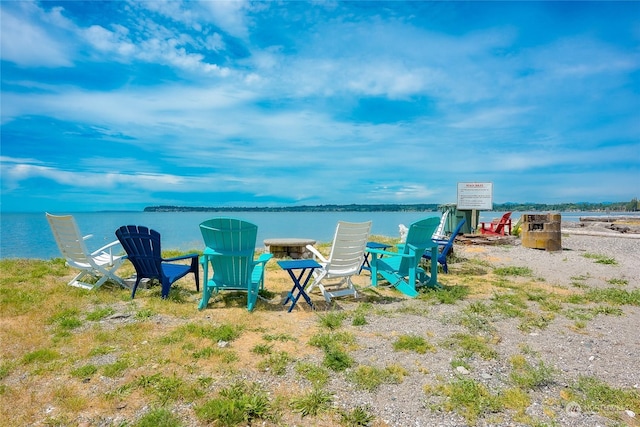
[{"left": 287, "top": 228, "right": 640, "bottom": 427}]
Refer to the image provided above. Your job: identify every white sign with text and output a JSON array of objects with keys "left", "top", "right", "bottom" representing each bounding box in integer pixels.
[{"left": 457, "top": 182, "right": 493, "bottom": 210}]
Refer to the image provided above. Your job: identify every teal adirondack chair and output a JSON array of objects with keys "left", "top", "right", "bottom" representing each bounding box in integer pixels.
[
  {"left": 198, "top": 218, "right": 272, "bottom": 311},
  {"left": 368, "top": 217, "right": 440, "bottom": 297}
]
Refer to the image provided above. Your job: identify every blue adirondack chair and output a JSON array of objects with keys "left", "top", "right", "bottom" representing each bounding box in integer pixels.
[
  {"left": 198, "top": 218, "right": 272, "bottom": 311},
  {"left": 423, "top": 218, "right": 466, "bottom": 274},
  {"left": 115, "top": 225, "right": 199, "bottom": 299},
  {"left": 368, "top": 217, "right": 440, "bottom": 297}
]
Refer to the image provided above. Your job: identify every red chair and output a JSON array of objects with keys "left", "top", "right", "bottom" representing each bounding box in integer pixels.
[{"left": 480, "top": 212, "right": 512, "bottom": 236}]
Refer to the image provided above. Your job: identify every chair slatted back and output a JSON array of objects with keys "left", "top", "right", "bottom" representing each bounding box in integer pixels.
[
  {"left": 46, "top": 213, "right": 91, "bottom": 264},
  {"left": 200, "top": 218, "right": 258, "bottom": 289},
  {"left": 397, "top": 217, "right": 440, "bottom": 274},
  {"left": 115, "top": 225, "right": 164, "bottom": 280},
  {"left": 327, "top": 221, "right": 372, "bottom": 274}
]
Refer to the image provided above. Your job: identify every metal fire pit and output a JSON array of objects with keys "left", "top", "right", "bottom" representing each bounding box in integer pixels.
[{"left": 521, "top": 213, "right": 562, "bottom": 251}]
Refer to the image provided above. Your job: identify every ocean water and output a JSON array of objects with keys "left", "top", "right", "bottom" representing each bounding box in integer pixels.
[{"left": 0, "top": 210, "right": 630, "bottom": 259}]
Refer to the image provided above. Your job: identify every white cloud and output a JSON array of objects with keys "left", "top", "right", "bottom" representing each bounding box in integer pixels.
[{"left": 0, "top": 3, "right": 73, "bottom": 67}]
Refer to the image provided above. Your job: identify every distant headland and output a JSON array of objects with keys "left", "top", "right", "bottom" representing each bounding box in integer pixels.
[{"left": 144, "top": 200, "right": 638, "bottom": 213}]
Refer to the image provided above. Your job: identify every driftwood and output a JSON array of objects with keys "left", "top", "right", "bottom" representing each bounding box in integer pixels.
[{"left": 456, "top": 234, "right": 518, "bottom": 246}]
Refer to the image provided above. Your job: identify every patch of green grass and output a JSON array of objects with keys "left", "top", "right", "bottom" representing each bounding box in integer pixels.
[
  {"left": 517, "top": 312, "right": 554, "bottom": 333},
  {"left": 195, "top": 381, "right": 273, "bottom": 426},
  {"left": 582, "top": 253, "right": 618, "bottom": 265},
  {"left": 88, "top": 345, "right": 116, "bottom": 356},
  {"left": 290, "top": 387, "right": 333, "bottom": 417},
  {"left": 251, "top": 343, "right": 273, "bottom": 355},
  {"left": 351, "top": 311, "right": 367, "bottom": 326},
  {"left": 490, "top": 292, "right": 527, "bottom": 318},
  {"left": 339, "top": 405, "right": 376, "bottom": 427},
  {"left": 436, "top": 377, "right": 502, "bottom": 424},
  {"left": 308, "top": 331, "right": 357, "bottom": 371},
  {"left": 70, "top": 364, "right": 98, "bottom": 378},
  {"left": 569, "top": 376, "right": 640, "bottom": 418},
  {"left": 295, "top": 362, "right": 330, "bottom": 387},
  {"left": 135, "top": 372, "right": 202, "bottom": 405},
  {"left": 135, "top": 308, "right": 155, "bottom": 319},
  {"left": 86, "top": 306, "right": 116, "bottom": 321},
  {"left": 607, "top": 278, "right": 628, "bottom": 286},
  {"left": 442, "top": 333, "right": 498, "bottom": 360},
  {"left": 48, "top": 308, "right": 83, "bottom": 331},
  {"left": 102, "top": 359, "right": 130, "bottom": 378},
  {"left": 419, "top": 285, "right": 470, "bottom": 304},
  {"left": 257, "top": 351, "right": 291, "bottom": 375},
  {"left": 347, "top": 364, "right": 407, "bottom": 391},
  {"left": 22, "top": 348, "right": 59, "bottom": 364},
  {"left": 583, "top": 288, "right": 640, "bottom": 306},
  {"left": 393, "top": 334, "right": 436, "bottom": 354},
  {"left": 494, "top": 266, "right": 533, "bottom": 277},
  {"left": 509, "top": 356, "right": 556, "bottom": 390},
  {"left": 183, "top": 322, "right": 244, "bottom": 342},
  {"left": 317, "top": 311, "right": 346, "bottom": 330},
  {"left": 133, "top": 408, "right": 183, "bottom": 427}
]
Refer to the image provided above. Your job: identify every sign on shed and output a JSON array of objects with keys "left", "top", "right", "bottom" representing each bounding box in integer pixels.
[{"left": 457, "top": 182, "right": 493, "bottom": 210}]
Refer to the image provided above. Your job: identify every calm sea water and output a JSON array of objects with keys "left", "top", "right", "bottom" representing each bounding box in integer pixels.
[{"left": 0, "top": 211, "right": 632, "bottom": 259}]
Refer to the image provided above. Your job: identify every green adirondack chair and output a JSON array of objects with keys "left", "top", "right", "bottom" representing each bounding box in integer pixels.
[
  {"left": 368, "top": 217, "right": 440, "bottom": 297},
  {"left": 198, "top": 218, "right": 272, "bottom": 311}
]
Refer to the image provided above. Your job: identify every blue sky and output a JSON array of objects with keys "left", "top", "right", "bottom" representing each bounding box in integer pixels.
[{"left": 1, "top": 1, "right": 639, "bottom": 212}]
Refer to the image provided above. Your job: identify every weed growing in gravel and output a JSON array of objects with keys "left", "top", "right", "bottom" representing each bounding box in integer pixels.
[
  {"left": 309, "top": 331, "right": 356, "bottom": 371},
  {"left": 393, "top": 334, "right": 436, "bottom": 354},
  {"left": 295, "top": 362, "right": 330, "bottom": 387},
  {"left": 568, "top": 376, "right": 640, "bottom": 420},
  {"left": 195, "top": 381, "right": 274, "bottom": 426},
  {"left": 318, "top": 311, "right": 346, "bottom": 329},
  {"left": 133, "top": 408, "right": 182, "bottom": 427},
  {"left": 251, "top": 343, "right": 273, "bottom": 355},
  {"left": 290, "top": 387, "right": 334, "bottom": 417},
  {"left": 257, "top": 350, "right": 291, "bottom": 375},
  {"left": 419, "top": 285, "right": 470, "bottom": 304},
  {"left": 607, "top": 278, "right": 628, "bottom": 286},
  {"left": 346, "top": 364, "right": 407, "bottom": 391},
  {"left": 339, "top": 405, "right": 376, "bottom": 427},
  {"left": 435, "top": 377, "right": 502, "bottom": 423},
  {"left": 86, "top": 306, "right": 116, "bottom": 321},
  {"left": 263, "top": 332, "right": 296, "bottom": 342},
  {"left": 494, "top": 266, "right": 533, "bottom": 277},
  {"left": 582, "top": 253, "right": 618, "bottom": 265},
  {"left": 70, "top": 364, "right": 98, "bottom": 379},
  {"left": 583, "top": 288, "right": 640, "bottom": 306},
  {"left": 442, "top": 333, "right": 498, "bottom": 360},
  {"left": 509, "top": 356, "right": 556, "bottom": 390}
]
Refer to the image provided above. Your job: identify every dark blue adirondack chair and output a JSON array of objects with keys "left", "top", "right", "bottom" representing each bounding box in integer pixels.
[
  {"left": 423, "top": 219, "right": 466, "bottom": 273},
  {"left": 115, "top": 225, "right": 199, "bottom": 299}
]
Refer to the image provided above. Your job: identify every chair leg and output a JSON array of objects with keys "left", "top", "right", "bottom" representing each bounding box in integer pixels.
[{"left": 191, "top": 257, "right": 200, "bottom": 292}]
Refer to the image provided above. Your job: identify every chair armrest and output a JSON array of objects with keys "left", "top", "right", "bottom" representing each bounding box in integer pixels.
[
  {"left": 83, "top": 234, "right": 94, "bottom": 241},
  {"left": 91, "top": 239, "right": 122, "bottom": 257},
  {"left": 366, "top": 248, "right": 400, "bottom": 257},
  {"left": 305, "top": 245, "right": 328, "bottom": 263},
  {"left": 163, "top": 253, "right": 199, "bottom": 262},
  {"left": 255, "top": 253, "right": 273, "bottom": 264}
]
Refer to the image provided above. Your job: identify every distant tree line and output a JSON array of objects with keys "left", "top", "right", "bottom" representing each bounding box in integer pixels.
[{"left": 144, "top": 199, "right": 638, "bottom": 213}]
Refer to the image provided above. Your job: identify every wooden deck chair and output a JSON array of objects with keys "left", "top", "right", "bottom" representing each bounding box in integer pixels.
[
  {"left": 198, "top": 218, "right": 272, "bottom": 311},
  {"left": 423, "top": 219, "right": 466, "bottom": 273},
  {"left": 305, "top": 221, "right": 372, "bottom": 303},
  {"left": 480, "top": 212, "right": 513, "bottom": 236},
  {"left": 46, "top": 213, "right": 126, "bottom": 290},
  {"left": 368, "top": 217, "right": 440, "bottom": 297},
  {"left": 115, "top": 225, "right": 199, "bottom": 299}
]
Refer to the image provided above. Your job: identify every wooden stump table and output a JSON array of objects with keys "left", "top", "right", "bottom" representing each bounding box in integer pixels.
[{"left": 263, "top": 238, "right": 317, "bottom": 259}]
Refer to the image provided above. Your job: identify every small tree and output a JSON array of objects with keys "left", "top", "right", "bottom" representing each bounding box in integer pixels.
[{"left": 626, "top": 198, "right": 639, "bottom": 212}]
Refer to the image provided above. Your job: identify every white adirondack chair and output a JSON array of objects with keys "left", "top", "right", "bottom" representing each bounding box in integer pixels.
[
  {"left": 305, "top": 221, "right": 372, "bottom": 303},
  {"left": 46, "top": 213, "right": 126, "bottom": 290}
]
